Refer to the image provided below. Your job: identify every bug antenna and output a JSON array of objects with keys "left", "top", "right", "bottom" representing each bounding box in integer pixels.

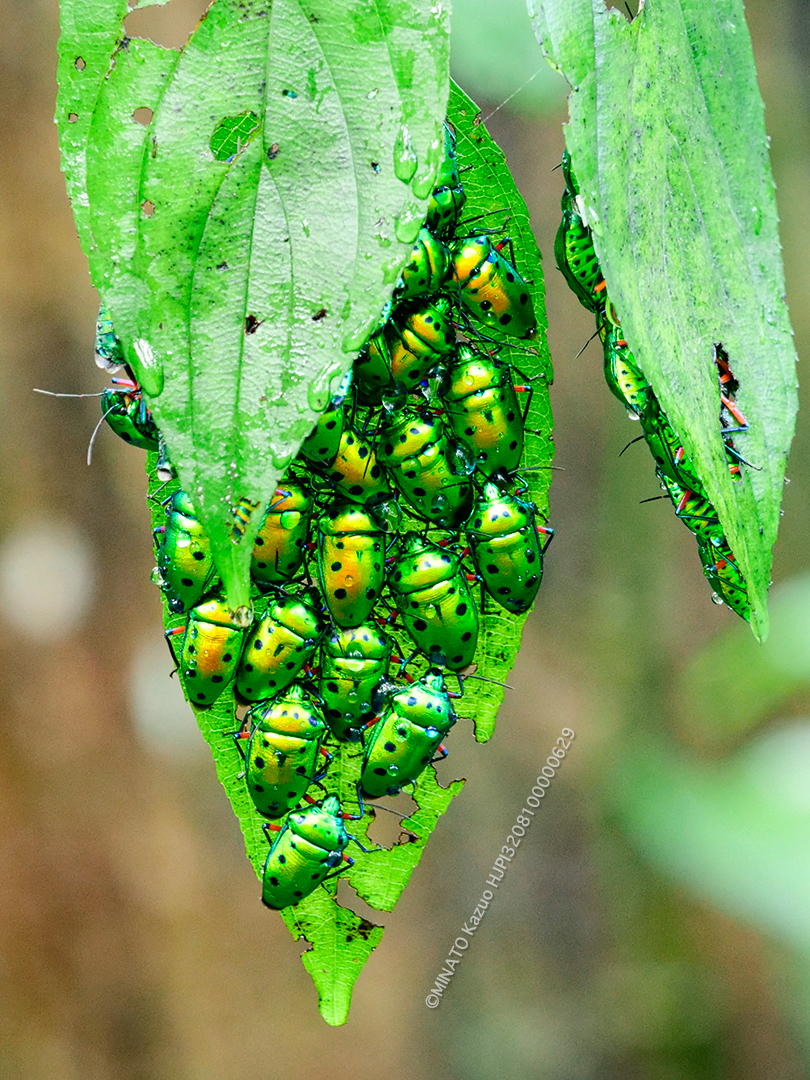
[
  {"left": 33, "top": 388, "right": 106, "bottom": 398},
  {"left": 86, "top": 404, "right": 119, "bottom": 465},
  {"left": 619, "top": 435, "right": 645, "bottom": 457},
  {"left": 460, "top": 672, "right": 515, "bottom": 690},
  {"left": 574, "top": 328, "right": 600, "bottom": 359},
  {"left": 639, "top": 494, "right": 669, "bottom": 504}
]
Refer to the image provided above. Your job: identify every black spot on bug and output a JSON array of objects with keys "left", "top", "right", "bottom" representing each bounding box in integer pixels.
[
  {"left": 456, "top": 603, "right": 467, "bottom": 615},
  {"left": 181, "top": 577, "right": 193, "bottom": 587},
  {"left": 334, "top": 588, "right": 347, "bottom": 599},
  {"left": 413, "top": 618, "right": 427, "bottom": 631},
  {"left": 211, "top": 675, "right": 223, "bottom": 683},
  {"left": 461, "top": 632, "right": 472, "bottom": 642},
  {"left": 384, "top": 742, "right": 396, "bottom": 752},
  {"left": 499, "top": 314, "right": 512, "bottom": 326},
  {"left": 193, "top": 551, "right": 205, "bottom": 561},
  {"left": 255, "top": 756, "right": 265, "bottom": 769},
  {"left": 222, "top": 653, "right": 233, "bottom": 662}
]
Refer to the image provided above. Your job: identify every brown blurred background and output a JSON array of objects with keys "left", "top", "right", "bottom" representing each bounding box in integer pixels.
[{"left": 1, "top": 0, "right": 810, "bottom": 1076}]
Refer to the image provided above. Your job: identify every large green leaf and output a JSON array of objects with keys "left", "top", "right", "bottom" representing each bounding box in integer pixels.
[
  {"left": 528, "top": 0, "right": 799, "bottom": 639},
  {"left": 58, "top": 0, "right": 451, "bottom": 613}
]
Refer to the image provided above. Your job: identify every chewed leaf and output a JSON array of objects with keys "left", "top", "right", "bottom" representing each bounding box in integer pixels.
[
  {"left": 529, "top": 0, "right": 798, "bottom": 639},
  {"left": 58, "top": 0, "right": 451, "bottom": 613}
]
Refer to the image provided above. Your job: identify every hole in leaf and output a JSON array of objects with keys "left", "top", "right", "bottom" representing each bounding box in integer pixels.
[
  {"left": 74, "top": 57, "right": 86, "bottom": 71},
  {"left": 132, "top": 107, "right": 153, "bottom": 126},
  {"left": 142, "top": 200, "right": 155, "bottom": 217},
  {"left": 124, "top": 0, "right": 213, "bottom": 50},
  {"left": 68, "top": 113, "right": 78, "bottom": 123},
  {"left": 210, "top": 111, "right": 260, "bottom": 162},
  {"left": 604, "top": 0, "right": 639, "bottom": 18}
]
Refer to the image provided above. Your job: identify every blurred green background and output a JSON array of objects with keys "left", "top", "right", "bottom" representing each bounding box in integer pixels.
[{"left": 1, "top": 0, "right": 809, "bottom": 1075}]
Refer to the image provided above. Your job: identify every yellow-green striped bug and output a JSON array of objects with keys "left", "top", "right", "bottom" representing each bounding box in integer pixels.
[
  {"left": 359, "top": 671, "right": 456, "bottom": 799},
  {"left": 641, "top": 404, "right": 703, "bottom": 493},
  {"left": 440, "top": 344, "right": 526, "bottom": 476},
  {"left": 260, "top": 794, "right": 368, "bottom": 910},
  {"left": 169, "top": 596, "right": 247, "bottom": 707},
  {"left": 236, "top": 594, "right": 324, "bottom": 703},
  {"left": 466, "top": 483, "right": 550, "bottom": 615},
  {"left": 393, "top": 227, "right": 451, "bottom": 303},
  {"left": 319, "top": 623, "right": 393, "bottom": 741},
  {"left": 698, "top": 538, "right": 751, "bottom": 620},
  {"left": 155, "top": 490, "right": 216, "bottom": 614},
  {"left": 316, "top": 501, "right": 385, "bottom": 628},
  {"left": 238, "top": 684, "right": 330, "bottom": 819},
  {"left": 659, "top": 474, "right": 724, "bottom": 543},
  {"left": 376, "top": 408, "right": 473, "bottom": 529},
  {"left": 388, "top": 532, "right": 479, "bottom": 670},
  {"left": 250, "top": 484, "right": 313, "bottom": 589},
  {"left": 450, "top": 236, "right": 536, "bottom": 339}
]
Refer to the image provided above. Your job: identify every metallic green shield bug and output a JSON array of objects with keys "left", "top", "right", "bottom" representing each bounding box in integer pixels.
[
  {"left": 393, "top": 227, "right": 451, "bottom": 302},
  {"left": 641, "top": 403, "right": 703, "bottom": 492},
  {"left": 174, "top": 596, "right": 246, "bottom": 707},
  {"left": 261, "top": 794, "right": 353, "bottom": 909},
  {"left": 360, "top": 672, "right": 456, "bottom": 799},
  {"left": 388, "top": 533, "right": 478, "bottom": 670},
  {"left": 243, "top": 684, "right": 328, "bottom": 818},
  {"left": 660, "top": 474, "right": 724, "bottom": 543},
  {"left": 95, "top": 302, "right": 125, "bottom": 372},
  {"left": 355, "top": 297, "right": 457, "bottom": 402},
  {"left": 450, "top": 236, "right": 536, "bottom": 338},
  {"left": 425, "top": 122, "right": 466, "bottom": 236},
  {"left": 250, "top": 484, "right": 312, "bottom": 589},
  {"left": 698, "top": 539, "right": 751, "bottom": 621},
  {"left": 298, "top": 369, "right": 352, "bottom": 466},
  {"left": 156, "top": 490, "right": 216, "bottom": 614},
  {"left": 326, "top": 428, "right": 390, "bottom": 506},
  {"left": 554, "top": 151, "right": 605, "bottom": 313},
  {"left": 236, "top": 594, "right": 324, "bottom": 703},
  {"left": 101, "top": 383, "right": 159, "bottom": 451},
  {"left": 319, "top": 623, "right": 393, "bottom": 741},
  {"left": 316, "top": 502, "right": 385, "bottom": 628},
  {"left": 377, "top": 408, "right": 473, "bottom": 529},
  {"left": 466, "top": 483, "right": 548, "bottom": 615},
  {"left": 440, "top": 344, "right": 525, "bottom": 476},
  {"left": 600, "top": 323, "right": 651, "bottom": 417}
]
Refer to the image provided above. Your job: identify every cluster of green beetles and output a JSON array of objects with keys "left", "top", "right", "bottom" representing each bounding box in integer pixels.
[
  {"left": 94, "top": 122, "right": 550, "bottom": 910},
  {"left": 555, "top": 151, "right": 752, "bottom": 621}
]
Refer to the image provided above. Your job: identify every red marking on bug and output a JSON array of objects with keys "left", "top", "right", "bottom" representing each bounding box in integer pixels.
[
  {"left": 594, "top": 279, "right": 607, "bottom": 294},
  {"left": 617, "top": 338, "right": 627, "bottom": 347},
  {"left": 265, "top": 822, "right": 282, "bottom": 833},
  {"left": 465, "top": 573, "right": 477, "bottom": 583},
  {"left": 167, "top": 626, "right": 184, "bottom": 637},
  {"left": 676, "top": 490, "right": 694, "bottom": 515},
  {"left": 494, "top": 240, "right": 507, "bottom": 252},
  {"left": 513, "top": 384, "right": 530, "bottom": 393},
  {"left": 721, "top": 395, "right": 748, "bottom": 428}
]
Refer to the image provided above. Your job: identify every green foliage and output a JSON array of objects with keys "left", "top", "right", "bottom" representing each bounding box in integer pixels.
[
  {"left": 529, "top": 0, "right": 799, "bottom": 639},
  {"left": 57, "top": 0, "right": 451, "bottom": 612}
]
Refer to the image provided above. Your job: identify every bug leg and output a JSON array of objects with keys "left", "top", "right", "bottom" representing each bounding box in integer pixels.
[{"left": 430, "top": 743, "right": 449, "bottom": 765}]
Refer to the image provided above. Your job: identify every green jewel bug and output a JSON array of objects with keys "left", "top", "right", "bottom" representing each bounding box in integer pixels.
[
  {"left": 261, "top": 794, "right": 364, "bottom": 910},
  {"left": 298, "top": 370, "right": 352, "bottom": 466},
  {"left": 316, "top": 501, "right": 385, "bottom": 628},
  {"left": 319, "top": 623, "right": 393, "bottom": 741},
  {"left": 554, "top": 151, "right": 605, "bottom": 314},
  {"left": 171, "top": 596, "right": 247, "bottom": 707},
  {"left": 95, "top": 302, "right": 125, "bottom": 372},
  {"left": 359, "top": 672, "right": 456, "bottom": 799},
  {"left": 466, "top": 482, "right": 550, "bottom": 615},
  {"left": 641, "top": 403, "right": 703, "bottom": 493},
  {"left": 425, "top": 122, "right": 466, "bottom": 236},
  {"left": 155, "top": 490, "right": 216, "bottom": 614},
  {"left": 388, "top": 532, "right": 479, "bottom": 670},
  {"left": 393, "top": 227, "right": 451, "bottom": 303},
  {"left": 377, "top": 408, "right": 473, "bottom": 529},
  {"left": 325, "top": 428, "right": 391, "bottom": 506},
  {"left": 659, "top": 474, "right": 724, "bottom": 543},
  {"left": 600, "top": 323, "right": 651, "bottom": 417},
  {"left": 101, "top": 380, "right": 159, "bottom": 451},
  {"left": 440, "top": 344, "right": 525, "bottom": 476},
  {"left": 236, "top": 594, "right": 324, "bottom": 703},
  {"left": 698, "top": 539, "right": 750, "bottom": 621},
  {"left": 250, "top": 484, "right": 313, "bottom": 589},
  {"left": 355, "top": 297, "right": 457, "bottom": 402},
  {"left": 240, "top": 684, "right": 329, "bottom": 819},
  {"left": 450, "top": 236, "right": 536, "bottom": 339}
]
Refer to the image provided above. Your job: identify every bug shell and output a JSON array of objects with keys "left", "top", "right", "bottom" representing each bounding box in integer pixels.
[
  {"left": 101, "top": 387, "right": 159, "bottom": 451},
  {"left": 156, "top": 490, "right": 216, "bottom": 614},
  {"left": 319, "top": 623, "right": 393, "bottom": 741},
  {"left": 360, "top": 673, "right": 456, "bottom": 798},
  {"left": 244, "top": 684, "right": 328, "bottom": 819},
  {"left": 450, "top": 236, "right": 536, "bottom": 339},
  {"left": 95, "top": 303, "right": 126, "bottom": 372},
  {"left": 236, "top": 595, "right": 324, "bottom": 702},
  {"left": 325, "top": 429, "right": 390, "bottom": 506},
  {"left": 600, "top": 324, "right": 651, "bottom": 417},
  {"left": 394, "top": 227, "right": 451, "bottom": 303},
  {"left": 355, "top": 298, "right": 456, "bottom": 403},
  {"left": 425, "top": 123, "right": 466, "bottom": 236},
  {"left": 554, "top": 190, "right": 604, "bottom": 314},
  {"left": 441, "top": 345, "right": 524, "bottom": 476},
  {"left": 660, "top": 474, "right": 725, "bottom": 543},
  {"left": 641, "top": 403, "right": 703, "bottom": 492},
  {"left": 388, "top": 533, "right": 478, "bottom": 670},
  {"left": 261, "top": 794, "right": 350, "bottom": 909},
  {"left": 316, "top": 502, "right": 385, "bottom": 628},
  {"left": 250, "top": 485, "right": 312, "bottom": 588},
  {"left": 377, "top": 409, "right": 473, "bottom": 529},
  {"left": 177, "top": 597, "right": 246, "bottom": 707},
  {"left": 298, "top": 370, "right": 352, "bottom": 465},
  {"left": 698, "top": 539, "right": 750, "bottom": 619},
  {"left": 466, "top": 484, "right": 544, "bottom": 615}
]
